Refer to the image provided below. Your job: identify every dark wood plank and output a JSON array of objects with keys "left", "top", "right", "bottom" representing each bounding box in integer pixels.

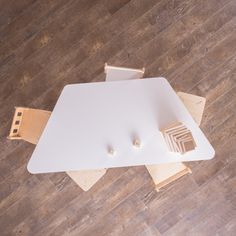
[
  {"left": 0, "top": 0, "right": 36, "bottom": 29},
  {"left": 147, "top": 2, "right": 236, "bottom": 79},
  {"left": 32, "top": 167, "right": 151, "bottom": 236},
  {"left": 0, "top": 0, "right": 102, "bottom": 78},
  {"left": 0, "top": 0, "right": 158, "bottom": 134},
  {"left": 161, "top": 161, "right": 236, "bottom": 235}
]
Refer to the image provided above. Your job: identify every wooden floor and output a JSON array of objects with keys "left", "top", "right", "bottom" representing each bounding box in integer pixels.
[{"left": 0, "top": 0, "right": 236, "bottom": 235}]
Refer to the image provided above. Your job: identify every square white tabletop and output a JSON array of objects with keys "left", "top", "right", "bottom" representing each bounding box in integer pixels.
[{"left": 27, "top": 78, "right": 215, "bottom": 173}]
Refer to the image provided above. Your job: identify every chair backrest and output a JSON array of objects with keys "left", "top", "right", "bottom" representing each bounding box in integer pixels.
[
  {"left": 8, "top": 107, "right": 51, "bottom": 144},
  {"left": 146, "top": 162, "right": 191, "bottom": 191},
  {"left": 177, "top": 92, "right": 206, "bottom": 125},
  {"left": 104, "top": 63, "right": 145, "bottom": 82}
]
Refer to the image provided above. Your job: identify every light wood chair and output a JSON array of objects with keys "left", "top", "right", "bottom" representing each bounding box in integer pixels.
[
  {"left": 148, "top": 92, "right": 206, "bottom": 191},
  {"left": 105, "top": 63, "right": 145, "bottom": 81},
  {"left": 8, "top": 107, "right": 106, "bottom": 191}
]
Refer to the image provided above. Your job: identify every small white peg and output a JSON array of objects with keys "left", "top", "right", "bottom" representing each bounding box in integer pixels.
[
  {"left": 108, "top": 147, "right": 116, "bottom": 156},
  {"left": 133, "top": 138, "right": 141, "bottom": 148}
]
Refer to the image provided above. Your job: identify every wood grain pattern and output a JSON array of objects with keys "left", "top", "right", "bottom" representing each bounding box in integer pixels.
[{"left": 0, "top": 0, "right": 235, "bottom": 235}]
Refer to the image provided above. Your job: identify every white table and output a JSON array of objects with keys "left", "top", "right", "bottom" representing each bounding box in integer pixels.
[{"left": 27, "top": 78, "right": 215, "bottom": 173}]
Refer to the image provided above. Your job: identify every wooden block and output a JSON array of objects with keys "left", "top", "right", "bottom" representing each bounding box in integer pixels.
[
  {"left": 161, "top": 122, "right": 196, "bottom": 154},
  {"left": 108, "top": 147, "right": 116, "bottom": 156},
  {"left": 133, "top": 138, "right": 141, "bottom": 148}
]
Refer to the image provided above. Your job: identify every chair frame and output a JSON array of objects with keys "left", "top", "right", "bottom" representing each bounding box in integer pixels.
[{"left": 104, "top": 63, "right": 145, "bottom": 74}]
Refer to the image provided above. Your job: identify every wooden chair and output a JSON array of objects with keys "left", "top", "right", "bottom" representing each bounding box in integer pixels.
[
  {"left": 105, "top": 63, "right": 145, "bottom": 81},
  {"left": 8, "top": 107, "right": 106, "bottom": 191},
  {"left": 148, "top": 92, "right": 206, "bottom": 191}
]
